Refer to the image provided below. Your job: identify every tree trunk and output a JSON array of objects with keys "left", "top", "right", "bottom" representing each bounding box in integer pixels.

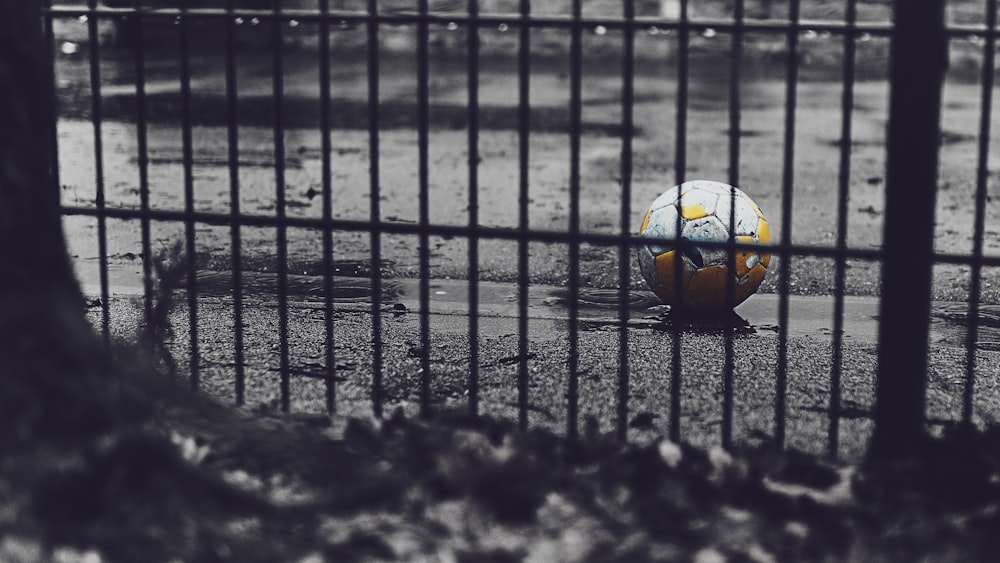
[
  {"left": 0, "top": 3, "right": 79, "bottom": 298},
  {"left": 0, "top": 2, "right": 125, "bottom": 449}
]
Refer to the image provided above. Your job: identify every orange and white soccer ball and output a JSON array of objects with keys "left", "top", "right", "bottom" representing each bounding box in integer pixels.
[{"left": 637, "top": 180, "right": 771, "bottom": 311}]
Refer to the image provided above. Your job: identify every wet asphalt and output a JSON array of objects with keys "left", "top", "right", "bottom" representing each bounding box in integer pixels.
[
  {"left": 81, "top": 270, "right": 1000, "bottom": 462},
  {"left": 57, "top": 37, "right": 1000, "bottom": 461}
]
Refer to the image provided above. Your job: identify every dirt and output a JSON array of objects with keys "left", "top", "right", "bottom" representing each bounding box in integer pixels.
[{"left": 5, "top": 370, "right": 1000, "bottom": 562}]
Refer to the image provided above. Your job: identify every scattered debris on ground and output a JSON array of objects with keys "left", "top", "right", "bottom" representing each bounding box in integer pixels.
[{"left": 3, "top": 349, "right": 1000, "bottom": 563}]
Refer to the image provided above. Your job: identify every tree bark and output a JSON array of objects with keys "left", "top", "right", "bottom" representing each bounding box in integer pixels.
[
  {"left": 0, "top": 2, "right": 123, "bottom": 448},
  {"left": 0, "top": 3, "right": 80, "bottom": 298}
]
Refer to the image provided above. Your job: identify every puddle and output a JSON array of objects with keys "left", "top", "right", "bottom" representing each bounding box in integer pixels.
[
  {"left": 74, "top": 260, "right": 1000, "bottom": 351},
  {"left": 76, "top": 264, "right": 403, "bottom": 304},
  {"left": 930, "top": 302, "right": 1000, "bottom": 351},
  {"left": 932, "top": 302, "right": 1000, "bottom": 328},
  {"left": 195, "top": 271, "right": 406, "bottom": 303},
  {"left": 541, "top": 287, "right": 663, "bottom": 311},
  {"left": 644, "top": 309, "right": 756, "bottom": 336}
]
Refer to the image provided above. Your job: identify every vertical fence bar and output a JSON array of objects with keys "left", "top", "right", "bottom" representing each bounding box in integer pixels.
[
  {"left": 131, "top": 3, "right": 155, "bottom": 331},
  {"left": 367, "top": 0, "right": 384, "bottom": 419},
  {"left": 270, "top": 0, "right": 292, "bottom": 412},
  {"left": 721, "top": 0, "right": 745, "bottom": 450},
  {"left": 669, "top": 0, "right": 691, "bottom": 444},
  {"left": 616, "top": 0, "right": 635, "bottom": 442},
  {"left": 178, "top": 0, "right": 201, "bottom": 391},
  {"left": 467, "top": 0, "right": 481, "bottom": 417},
  {"left": 43, "top": 0, "right": 61, "bottom": 261},
  {"left": 517, "top": 0, "right": 532, "bottom": 432},
  {"left": 225, "top": 0, "right": 247, "bottom": 406},
  {"left": 775, "top": 0, "right": 801, "bottom": 451},
  {"left": 566, "top": 0, "right": 583, "bottom": 439},
  {"left": 962, "top": 0, "right": 998, "bottom": 425},
  {"left": 871, "top": 0, "right": 947, "bottom": 458},
  {"left": 85, "top": 0, "right": 111, "bottom": 344},
  {"left": 726, "top": 2, "right": 743, "bottom": 189},
  {"left": 829, "top": 0, "right": 858, "bottom": 460},
  {"left": 319, "top": 0, "right": 337, "bottom": 415},
  {"left": 417, "top": 0, "right": 433, "bottom": 418},
  {"left": 673, "top": 0, "right": 689, "bottom": 188}
]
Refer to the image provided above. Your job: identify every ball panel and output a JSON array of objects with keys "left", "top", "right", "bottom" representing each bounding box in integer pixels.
[
  {"left": 757, "top": 217, "right": 771, "bottom": 243},
  {"left": 712, "top": 192, "right": 758, "bottom": 237},
  {"left": 640, "top": 209, "right": 652, "bottom": 234},
  {"left": 653, "top": 249, "right": 695, "bottom": 294},
  {"left": 734, "top": 235, "right": 756, "bottom": 277},
  {"left": 680, "top": 203, "right": 710, "bottom": 220},
  {"left": 637, "top": 244, "right": 660, "bottom": 290},
  {"left": 643, "top": 205, "right": 683, "bottom": 255},
  {"left": 686, "top": 180, "right": 731, "bottom": 198},
  {"left": 739, "top": 253, "right": 763, "bottom": 275},
  {"left": 733, "top": 197, "right": 761, "bottom": 236},
  {"left": 682, "top": 216, "right": 729, "bottom": 268},
  {"left": 685, "top": 265, "right": 729, "bottom": 309},
  {"left": 733, "top": 263, "right": 767, "bottom": 305},
  {"left": 757, "top": 218, "right": 772, "bottom": 268},
  {"left": 712, "top": 198, "right": 732, "bottom": 231},
  {"left": 679, "top": 185, "right": 719, "bottom": 218},
  {"left": 648, "top": 186, "right": 681, "bottom": 212},
  {"left": 682, "top": 215, "right": 728, "bottom": 245},
  {"left": 653, "top": 284, "right": 680, "bottom": 304}
]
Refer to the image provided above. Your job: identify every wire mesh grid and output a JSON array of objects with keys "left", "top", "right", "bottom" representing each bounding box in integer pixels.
[{"left": 45, "top": 0, "right": 999, "bottom": 459}]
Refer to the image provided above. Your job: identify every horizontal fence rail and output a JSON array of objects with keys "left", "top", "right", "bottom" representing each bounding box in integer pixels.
[
  {"left": 55, "top": 204, "right": 1000, "bottom": 268},
  {"left": 45, "top": 0, "right": 999, "bottom": 460},
  {"left": 41, "top": 5, "right": 1000, "bottom": 39}
]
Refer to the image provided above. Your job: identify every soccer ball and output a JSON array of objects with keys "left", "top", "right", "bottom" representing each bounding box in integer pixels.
[{"left": 637, "top": 180, "right": 771, "bottom": 311}]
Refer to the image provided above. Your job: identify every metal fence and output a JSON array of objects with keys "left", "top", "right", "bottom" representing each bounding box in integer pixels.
[{"left": 45, "top": 0, "right": 999, "bottom": 459}]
